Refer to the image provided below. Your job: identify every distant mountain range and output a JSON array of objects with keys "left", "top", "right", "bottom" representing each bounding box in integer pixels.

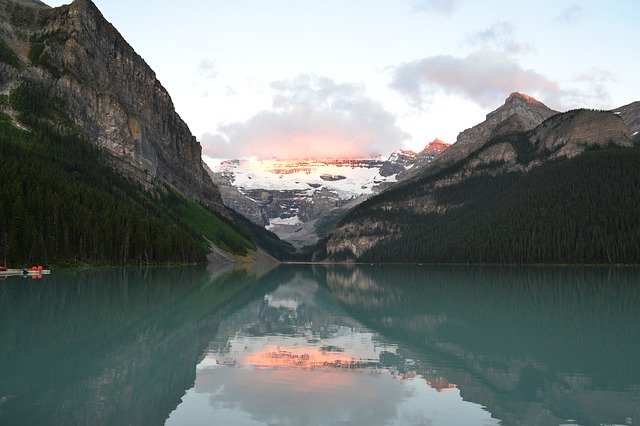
[
  {"left": 208, "top": 139, "right": 451, "bottom": 249},
  {"left": 314, "top": 93, "right": 640, "bottom": 264}
]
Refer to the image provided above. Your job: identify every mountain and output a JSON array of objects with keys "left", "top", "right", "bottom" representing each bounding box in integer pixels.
[
  {"left": 208, "top": 156, "right": 406, "bottom": 249},
  {"left": 404, "top": 92, "right": 558, "bottom": 181},
  {"left": 0, "top": 0, "right": 293, "bottom": 264},
  {"left": 315, "top": 94, "right": 639, "bottom": 264},
  {"left": 207, "top": 140, "right": 453, "bottom": 251}
]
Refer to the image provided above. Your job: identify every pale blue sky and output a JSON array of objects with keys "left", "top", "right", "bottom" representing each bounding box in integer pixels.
[{"left": 42, "top": 0, "right": 640, "bottom": 159}]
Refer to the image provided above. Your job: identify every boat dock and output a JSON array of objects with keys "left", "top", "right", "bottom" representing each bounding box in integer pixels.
[{"left": 0, "top": 269, "right": 51, "bottom": 278}]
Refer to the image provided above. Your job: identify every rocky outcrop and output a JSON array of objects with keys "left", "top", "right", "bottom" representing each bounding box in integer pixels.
[
  {"left": 612, "top": 101, "right": 640, "bottom": 134},
  {"left": 1, "top": 0, "right": 224, "bottom": 212},
  {"left": 379, "top": 149, "right": 417, "bottom": 177},
  {"left": 418, "top": 138, "right": 451, "bottom": 157},
  {"left": 530, "top": 109, "right": 632, "bottom": 159}
]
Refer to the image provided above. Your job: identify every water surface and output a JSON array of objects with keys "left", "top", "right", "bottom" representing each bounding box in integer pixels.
[{"left": 1, "top": 265, "right": 638, "bottom": 425}]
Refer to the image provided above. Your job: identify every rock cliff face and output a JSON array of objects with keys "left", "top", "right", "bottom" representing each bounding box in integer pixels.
[
  {"left": 0, "top": 0, "right": 224, "bottom": 212},
  {"left": 318, "top": 93, "right": 636, "bottom": 262}
]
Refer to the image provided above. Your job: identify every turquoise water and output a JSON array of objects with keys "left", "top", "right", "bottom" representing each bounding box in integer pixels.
[{"left": 1, "top": 265, "right": 638, "bottom": 425}]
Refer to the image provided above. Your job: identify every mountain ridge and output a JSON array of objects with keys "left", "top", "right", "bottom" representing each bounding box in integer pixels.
[{"left": 315, "top": 93, "right": 640, "bottom": 263}]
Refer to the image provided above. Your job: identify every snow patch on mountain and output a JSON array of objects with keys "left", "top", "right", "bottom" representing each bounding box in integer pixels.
[
  {"left": 213, "top": 158, "right": 398, "bottom": 200},
  {"left": 266, "top": 215, "right": 303, "bottom": 230}
]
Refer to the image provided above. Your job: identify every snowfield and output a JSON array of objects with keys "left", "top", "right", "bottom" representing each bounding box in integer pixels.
[{"left": 211, "top": 158, "right": 399, "bottom": 200}]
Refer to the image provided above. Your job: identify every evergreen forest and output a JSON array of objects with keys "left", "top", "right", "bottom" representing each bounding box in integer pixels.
[{"left": 331, "top": 146, "right": 640, "bottom": 264}]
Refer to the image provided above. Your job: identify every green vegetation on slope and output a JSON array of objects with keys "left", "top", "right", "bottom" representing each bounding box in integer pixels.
[
  {"left": 334, "top": 147, "right": 640, "bottom": 264},
  {"left": 0, "top": 82, "right": 259, "bottom": 265},
  {"left": 0, "top": 39, "right": 20, "bottom": 68},
  {"left": 164, "top": 191, "right": 254, "bottom": 256}
]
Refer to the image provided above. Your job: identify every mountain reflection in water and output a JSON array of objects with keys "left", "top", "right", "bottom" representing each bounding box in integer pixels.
[
  {"left": 1, "top": 265, "right": 639, "bottom": 425},
  {"left": 167, "top": 269, "right": 495, "bottom": 426},
  {"left": 168, "top": 265, "right": 640, "bottom": 426}
]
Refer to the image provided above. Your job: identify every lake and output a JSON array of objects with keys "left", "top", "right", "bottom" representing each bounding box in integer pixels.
[{"left": 1, "top": 265, "right": 639, "bottom": 425}]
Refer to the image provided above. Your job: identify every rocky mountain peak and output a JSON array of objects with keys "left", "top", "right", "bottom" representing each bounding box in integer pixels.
[
  {"left": 403, "top": 93, "right": 559, "bottom": 179},
  {"left": 388, "top": 149, "right": 417, "bottom": 162},
  {"left": 506, "top": 91, "right": 543, "bottom": 105},
  {"left": 485, "top": 92, "right": 557, "bottom": 128},
  {"left": 419, "top": 138, "right": 451, "bottom": 156},
  {"left": 68, "top": 0, "right": 103, "bottom": 20}
]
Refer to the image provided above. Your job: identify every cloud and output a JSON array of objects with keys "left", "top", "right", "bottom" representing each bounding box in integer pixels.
[
  {"left": 554, "top": 4, "right": 585, "bottom": 23},
  {"left": 413, "top": 0, "right": 460, "bottom": 16},
  {"left": 390, "top": 50, "right": 615, "bottom": 111},
  {"left": 198, "top": 59, "right": 218, "bottom": 80},
  {"left": 566, "top": 68, "right": 617, "bottom": 108},
  {"left": 465, "top": 21, "right": 533, "bottom": 55},
  {"left": 201, "top": 75, "right": 409, "bottom": 160},
  {"left": 391, "top": 50, "right": 562, "bottom": 109},
  {"left": 574, "top": 68, "right": 616, "bottom": 83}
]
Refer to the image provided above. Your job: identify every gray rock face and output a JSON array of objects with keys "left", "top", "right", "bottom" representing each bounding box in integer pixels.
[
  {"left": 612, "top": 101, "right": 640, "bottom": 134},
  {"left": 379, "top": 149, "right": 417, "bottom": 177},
  {"left": 530, "top": 109, "right": 632, "bottom": 159},
  {"left": 1, "top": 0, "right": 224, "bottom": 212}
]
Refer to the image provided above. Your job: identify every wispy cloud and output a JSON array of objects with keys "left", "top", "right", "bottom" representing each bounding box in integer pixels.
[
  {"left": 412, "top": 0, "right": 460, "bottom": 16},
  {"left": 465, "top": 21, "right": 533, "bottom": 55},
  {"left": 201, "top": 74, "right": 409, "bottom": 159},
  {"left": 198, "top": 59, "right": 218, "bottom": 80},
  {"left": 567, "top": 67, "right": 617, "bottom": 108},
  {"left": 554, "top": 4, "right": 585, "bottom": 23}
]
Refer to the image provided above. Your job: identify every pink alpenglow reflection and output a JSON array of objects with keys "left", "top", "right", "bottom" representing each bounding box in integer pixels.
[{"left": 240, "top": 346, "right": 372, "bottom": 370}]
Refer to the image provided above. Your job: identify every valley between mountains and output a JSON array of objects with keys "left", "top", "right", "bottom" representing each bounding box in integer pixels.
[{"left": 1, "top": 0, "right": 639, "bottom": 266}]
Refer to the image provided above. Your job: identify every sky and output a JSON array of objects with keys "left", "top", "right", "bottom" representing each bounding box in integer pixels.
[{"left": 42, "top": 0, "right": 640, "bottom": 160}]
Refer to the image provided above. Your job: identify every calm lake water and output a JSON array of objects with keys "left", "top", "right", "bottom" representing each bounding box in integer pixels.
[{"left": 1, "top": 265, "right": 639, "bottom": 425}]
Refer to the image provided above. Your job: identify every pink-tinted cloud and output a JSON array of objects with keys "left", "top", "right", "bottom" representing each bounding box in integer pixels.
[
  {"left": 391, "top": 50, "right": 562, "bottom": 109},
  {"left": 390, "top": 49, "right": 615, "bottom": 111},
  {"left": 201, "top": 75, "right": 408, "bottom": 160}
]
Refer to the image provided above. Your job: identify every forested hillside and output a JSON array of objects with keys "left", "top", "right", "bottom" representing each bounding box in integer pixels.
[{"left": 320, "top": 147, "right": 640, "bottom": 264}]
